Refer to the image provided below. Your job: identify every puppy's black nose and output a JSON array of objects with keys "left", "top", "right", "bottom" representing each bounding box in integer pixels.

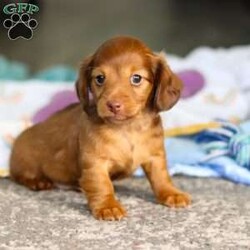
[{"left": 106, "top": 101, "right": 122, "bottom": 114}]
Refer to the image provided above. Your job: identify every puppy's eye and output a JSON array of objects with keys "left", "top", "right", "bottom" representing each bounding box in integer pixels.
[
  {"left": 130, "top": 74, "right": 142, "bottom": 86},
  {"left": 95, "top": 75, "right": 105, "bottom": 86}
]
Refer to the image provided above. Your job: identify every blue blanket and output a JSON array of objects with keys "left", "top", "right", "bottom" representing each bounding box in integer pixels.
[{"left": 135, "top": 121, "right": 250, "bottom": 185}]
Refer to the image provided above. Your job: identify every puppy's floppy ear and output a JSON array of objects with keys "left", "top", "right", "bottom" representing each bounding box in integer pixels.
[
  {"left": 152, "top": 54, "right": 183, "bottom": 111},
  {"left": 75, "top": 56, "right": 94, "bottom": 113}
]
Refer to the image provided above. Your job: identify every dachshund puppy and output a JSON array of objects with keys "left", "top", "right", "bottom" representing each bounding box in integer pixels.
[{"left": 10, "top": 36, "right": 191, "bottom": 220}]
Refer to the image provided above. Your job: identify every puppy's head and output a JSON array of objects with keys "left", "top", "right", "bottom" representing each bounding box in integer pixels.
[{"left": 76, "top": 36, "right": 182, "bottom": 123}]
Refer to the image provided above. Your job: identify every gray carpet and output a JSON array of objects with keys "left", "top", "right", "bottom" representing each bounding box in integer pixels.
[{"left": 0, "top": 177, "right": 250, "bottom": 250}]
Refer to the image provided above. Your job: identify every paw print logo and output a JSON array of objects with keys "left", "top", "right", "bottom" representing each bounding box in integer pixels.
[{"left": 3, "top": 13, "right": 38, "bottom": 40}]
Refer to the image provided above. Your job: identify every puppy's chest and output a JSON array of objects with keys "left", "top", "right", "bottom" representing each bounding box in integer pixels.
[
  {"left": 108, "top": 135, "right": 148, "bottom": 179},
  {"left": 131, "top": 133, "right": 151, "bottom": 165},
  {"left": 110, "top": 129, "right": 153, "bottom": 174},
  {"left": 98, "top": 115, "right": 163, "bottom": 178}
]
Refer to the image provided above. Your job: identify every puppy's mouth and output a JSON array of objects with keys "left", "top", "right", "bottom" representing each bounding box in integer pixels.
[
  {"left": 103, "top": 114, "right": 134, "bottom": 124},
  {"left": 97, "top": 103, "right": 140, "bottom": 124}
]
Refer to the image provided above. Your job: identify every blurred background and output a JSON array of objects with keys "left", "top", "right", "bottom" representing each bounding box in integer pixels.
[{"left": 1, "top": 0, "right": 250, "bottom": 72}]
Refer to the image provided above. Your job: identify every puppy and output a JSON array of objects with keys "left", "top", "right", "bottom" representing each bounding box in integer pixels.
[{"left": 10, "top": 36, "right": 191, "bottom": 220}]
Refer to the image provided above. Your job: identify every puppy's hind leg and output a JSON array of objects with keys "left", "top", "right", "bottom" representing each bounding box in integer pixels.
[{"left": 10, "top": 148, "right": 54, "bottom": 191}]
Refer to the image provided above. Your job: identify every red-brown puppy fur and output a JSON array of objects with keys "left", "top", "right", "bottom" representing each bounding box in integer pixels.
[{"left": 10, "top": 36, "right": 191, "bottom": 220}]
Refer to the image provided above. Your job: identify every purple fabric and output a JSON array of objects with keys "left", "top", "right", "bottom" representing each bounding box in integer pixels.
[
  {"left": 32, "top": 90, "right": 78, "bottom": 124},
  {"left": 177, "top": 70, "right": 205, "bottom": 99}
]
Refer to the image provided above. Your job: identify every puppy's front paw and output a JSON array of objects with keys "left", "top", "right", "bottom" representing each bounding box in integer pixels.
[
  {"left": 92, "top": 201, "right": 127, "bottom": 221},
  {"left": 159, "top": 190, "right": 191, "bottom": 208}
]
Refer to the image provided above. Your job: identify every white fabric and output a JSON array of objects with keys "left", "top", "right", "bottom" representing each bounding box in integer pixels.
[{"left": 161, "top": 46, "right": 250, "bottom": 131}]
